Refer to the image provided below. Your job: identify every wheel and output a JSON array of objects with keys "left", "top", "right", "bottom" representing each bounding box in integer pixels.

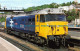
[
  {"left": 7, "top": 30, "right": 10, "bottom": 34},
  {"left": 69, "top": 43, "right": 74, "bottom": 47},
  {"left": 48, "top": 40, "right": 57, "bottom": 48}
]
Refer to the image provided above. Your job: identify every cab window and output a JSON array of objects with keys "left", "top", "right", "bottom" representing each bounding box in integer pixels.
[
  {"left": 40, "top": 15, "right": 45, "bottom": 22},
  {"left": 37, "top": 16, "right": 39, "bottom": 22}
]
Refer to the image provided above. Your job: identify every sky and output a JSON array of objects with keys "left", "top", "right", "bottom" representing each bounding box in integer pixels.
[{"left": 0, "top": 0, "right": 80, "bottom": 9}]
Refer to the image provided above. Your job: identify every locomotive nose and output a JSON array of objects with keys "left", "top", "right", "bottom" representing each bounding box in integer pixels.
[
  {"left": 56, "top": 25, "right": 68, "bottom": 35},
  {"left": 49, "top": 25, "right": 68, "bottom": 35}
]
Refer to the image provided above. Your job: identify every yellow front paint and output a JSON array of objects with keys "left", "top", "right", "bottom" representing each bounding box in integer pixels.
[
  {"left": 35, "top": 15, "right": 40, "bottom": 32},
  {"left": 35, "top": 15, "right": 68, "bottom": 39}
]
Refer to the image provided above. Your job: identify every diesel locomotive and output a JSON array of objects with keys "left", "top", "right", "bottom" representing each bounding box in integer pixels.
[{"left": 5, "top": 8, "right": 70, "bottom": 47}]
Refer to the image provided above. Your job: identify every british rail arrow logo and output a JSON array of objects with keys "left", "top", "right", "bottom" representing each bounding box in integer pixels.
[{"left": 10, "top": 19, "right": 14, "bottom": 28}]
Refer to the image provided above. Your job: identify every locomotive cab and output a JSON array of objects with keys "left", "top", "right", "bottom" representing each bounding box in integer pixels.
[
  {"left": 35, "top": 14, "right": 68, "bottom": 38},
  {"left": 35, "top": 14, "right": 69, "bottom": 47}
]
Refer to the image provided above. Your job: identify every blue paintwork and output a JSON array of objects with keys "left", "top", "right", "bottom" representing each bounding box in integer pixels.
[{"left": 6, "top": 15, "right": 35, "bottom": 34}]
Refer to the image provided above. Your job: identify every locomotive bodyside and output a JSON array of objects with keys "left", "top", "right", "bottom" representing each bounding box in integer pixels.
[{"left": 6, "top": 15, "right": 35, "bottom": 35}]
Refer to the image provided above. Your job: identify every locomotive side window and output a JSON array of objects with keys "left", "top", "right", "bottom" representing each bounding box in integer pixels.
[
  {"left": 40, "top": 15, "right": 45, "bottom": 22},
  {"left": 28, "top": 19, "right": 31, "bottom": 21},
  {"left": 37, "top": 16, "right": 38, "bottom": 22}
]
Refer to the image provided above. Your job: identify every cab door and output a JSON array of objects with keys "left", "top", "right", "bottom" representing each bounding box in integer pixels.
[{"left": 35, "top": 14, "right": 40, "bottom": 33}]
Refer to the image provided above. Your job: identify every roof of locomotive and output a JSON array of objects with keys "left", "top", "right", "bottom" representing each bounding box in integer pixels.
[
  {"left": 6, "top": 8, "right": 65, "bottom": 19},
  {"left": 6, "top": 15, "right": 35, "bottom": 19},
  {"left": 30, "top": 8, "right": 65, "bottom": 15}
]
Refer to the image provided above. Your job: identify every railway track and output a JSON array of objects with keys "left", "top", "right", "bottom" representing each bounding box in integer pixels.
[
  {"left": 0, "top": 28, "right": 80, "bottom": 51},
  {"left": 0, "top": 31, "right": 61, "bottom": 51},
  {"left": 67, "top": 39, "right": 80, "bottom": 51},
  {"left": 0, "top": 29, "right": 55, "bottom": 51},
  {"left": 69, "top": 39, "right": 80, "bottom": 46},
  {"left": 0, "top": 35, "right": 33, "bottom": 51},
  {"left": 0, "top": 33, "right": 43, "bottom": 51}
]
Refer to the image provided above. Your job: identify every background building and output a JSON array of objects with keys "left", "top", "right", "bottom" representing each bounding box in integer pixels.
[
  {"left": 58, "top": 5, "right": 75, "bottom": 11},
  {"left": 74, "top": 0, "right": 78, "bottom": 3}
]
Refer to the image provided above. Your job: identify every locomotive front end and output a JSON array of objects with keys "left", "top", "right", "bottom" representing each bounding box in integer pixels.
[
  {"left": 46, "top": 21, "right": 69, "bottom": 47},
  {"left": 35, "top": 14, "right": 70, "bottom": 47}
]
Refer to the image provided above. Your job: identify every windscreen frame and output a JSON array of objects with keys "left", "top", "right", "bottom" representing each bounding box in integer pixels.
[{"left": 40, "top": 14, "right": 66, "bottom": 22}]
